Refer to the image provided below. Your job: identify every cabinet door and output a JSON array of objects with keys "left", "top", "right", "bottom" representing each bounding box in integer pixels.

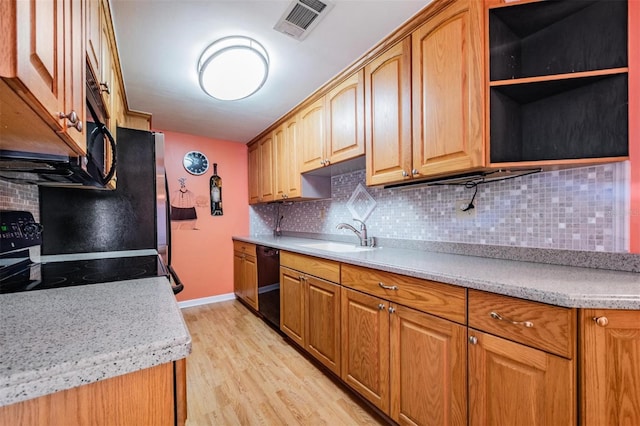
[
  {"left": 364, "top": 37, "right": 413, "bottom": 186},
  {"left": 580, "top": 309, "right": 640, "bottom": 426},
  {"left": 280, "top": 267, "right": 305, "bottom": 347},
  {"left": 305, "top": 276, "right": 341, "bottom": 375},
  {"left": 468, "top": 330, "right": 575, "bottom": 426},
  {"left": 285, "top": 116, "right": 301, "bottom": 198},
  {"left": 12, "top": 0, "right": 65, "bottom": 128},
  {"left": 233, "top": 252, "right": 245, "bottom": 301},
  {"left": 299, "top": 98, "right": 326, "bottom": 173},
  {"left": 62, "top": 0, "right": 86, "bottom": 152},
  {"left": 86, "top": 0, "right": 101, "bottom": 81},
  {"left": 326, "top": 70, "right": 365, "bottom": 165},
  {"left": 390, "top": 304, "right": 467, "bottom": 426},
  {"left": 248, "top": 143, "right": 261, "bottom": 204},
  {"left": 242, "top": 255, "right": 258, "bottom": 310},
  {"left": 341, "top": 287, "right": 390, "bottom": 413},
  {"left": 273, "top": 125, "right": 287, "bottom": 200},
  {"left": 411, "top": 0, "right": 484, "bottom": 178},
  {"left": 259, "top": 134, "right": 275, "bottom": 202}
]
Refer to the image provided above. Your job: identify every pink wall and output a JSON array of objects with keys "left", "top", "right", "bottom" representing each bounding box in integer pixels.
[{"left": 159, "top": 129, "right": 248, "bottom": 302}]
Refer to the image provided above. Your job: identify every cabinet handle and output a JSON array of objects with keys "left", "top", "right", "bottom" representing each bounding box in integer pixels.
[
  {"left": 320, "top": 160, "right": 326, "bottom": 166},
  {"left": 388, "top": 306, "right": 396, "bottom": 314},
  {"left": 378, "top": 282, "right": 398, "bottom": 291},
  {"left": 411, "top": 169, "right": 419, "bottom": 176},
  {"left": 100, "top": 81, "right": 111, "bottom": 94},
  {"left": 324, "top": 159, "right": 330, "bottom": 165},
  {"left": 489, "top": 311, "right": 533, "bottom": 328},
  {"left": 377, "top": 303, "right": 385, "bottom": 310},
  {"left": 402, "top": 170, "right": 409, "bottom": 177},
  {"left": 593, "top": 316, "right": 609, "bottom": 327},
  {"left": 468, "top": 336, "right": 478, "bottom": 345}
]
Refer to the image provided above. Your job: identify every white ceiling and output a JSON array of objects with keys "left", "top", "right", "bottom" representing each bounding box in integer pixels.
[{"left": 110, "top": 0, "right": 430, "bottom": 143}]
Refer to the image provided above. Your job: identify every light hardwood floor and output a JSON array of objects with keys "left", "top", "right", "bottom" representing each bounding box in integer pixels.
[{"left": 182, "top": 300, "right": 388, "bottom": 426}]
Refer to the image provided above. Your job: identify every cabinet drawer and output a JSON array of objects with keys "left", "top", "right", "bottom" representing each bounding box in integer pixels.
[
  {"left": 233, "top": 241, "right": 256, "bottom": 257},
  {"left": 341, "top": 264, "right": 466, "bottom": 324},
  {"left": 280, "top": 251, "right": 340, "bottom": 283},
  {"left": 468, "top": 290, "right": 576, "bottom": 359}
]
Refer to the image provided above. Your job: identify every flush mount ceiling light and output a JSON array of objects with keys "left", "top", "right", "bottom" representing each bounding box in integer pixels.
[{"left": 197, "top": 36, "right": 270, "bottom": 101}]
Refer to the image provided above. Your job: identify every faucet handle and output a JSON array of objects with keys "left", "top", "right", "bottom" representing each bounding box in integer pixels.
[{"left": 353, "top": 218, "right": 366, "bottom": 229}]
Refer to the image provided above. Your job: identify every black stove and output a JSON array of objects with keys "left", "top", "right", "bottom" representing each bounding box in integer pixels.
[{"left": 1, "top": 211, "right": 169, "bottom": 294}]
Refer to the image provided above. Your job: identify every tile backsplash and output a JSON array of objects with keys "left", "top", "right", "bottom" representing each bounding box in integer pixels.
[
  {"left": 0, "top": 180, "right": 39, "bottom": 221},
  {"left": 250, "top": 162, "right": 630, "bottom": 253}
]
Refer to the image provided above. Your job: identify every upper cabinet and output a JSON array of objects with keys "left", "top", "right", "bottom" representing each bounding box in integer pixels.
[
  {"left": 412, "top": 0, "right": 484, "bottom": 179},
  {"left": 300, "top": 71, "right": 365, "bottom": 173},
  {"left": 0, "top": 0, "right": 86, "bottom": 155},
  {"left": 364, "top": 38, "right": 412, "bottom": 186},
  {"left": 486, "top": 0, "right": 629, "bottom": 166}
]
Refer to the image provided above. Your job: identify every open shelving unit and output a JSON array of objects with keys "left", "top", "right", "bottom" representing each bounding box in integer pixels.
[{"left": 487, "top": 0, "right": 629, "bottom": 165}]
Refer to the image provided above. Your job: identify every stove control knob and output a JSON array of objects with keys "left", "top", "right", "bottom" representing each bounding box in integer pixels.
[{"left": 21, "top": 222, "right": 43, "bottom": 238}]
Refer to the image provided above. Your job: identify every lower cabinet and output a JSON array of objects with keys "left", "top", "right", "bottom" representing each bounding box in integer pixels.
[
  {"left": 280, "top": 251, "right": 341, "bottom": 375},
  {"left": 468, "top": 289, "right": 576, "bottom": 426},
  {"left": 233, "top": 241, "right": 258, "bottom": 310},
  {"left": 580, "top": 309, "right": 640, "bottom": 426},
  {"left": 0, "top": 360, "right": 187, "bottom": 426},
  {"left": 341, "top": 287, "right": 467, "bottom": 425}
]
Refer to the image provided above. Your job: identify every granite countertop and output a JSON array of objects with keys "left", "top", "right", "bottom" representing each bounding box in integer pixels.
[
  {"left": 0, "top": 277, "right": 192, "bottom": 407},
  {"left": 234, "top": 235, "right": 640, "bottom": 310}
]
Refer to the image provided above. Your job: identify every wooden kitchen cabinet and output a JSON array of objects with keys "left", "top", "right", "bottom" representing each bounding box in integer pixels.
[
  {"left": 299, "top": 71, "right": 365, "bottom": 173},
  {"left": 411, "top": 0, "right": 484, "bottom": 179},
  {"left": 341, "top": 287, "right": 390, "bottom": 412},
  {"left": 341, "top": 267, "right": 467, "bottom": 424},
  {"left": 280, "top": 251, "right": 341, "bottom": 375},
  {"left": 580, "top": 309, "right": 640, "bottom": 426},
  {"left": 468, "top": 330, "right": 575, "bottom": 426},
  {"left": 248, "top": 143, "right": 261, "bottom": 204},
  {"left": 364, "top": 37, "right": 412, "bottom": 186},
  {"left": 0, "top": 0, "right": 86, "bottom": 156},
  {"left": 468, "top": 290, "right": 577, "bottom": 426},
  {"left": 0, "top": 360, "right": 187, "bottom": 426},
  {"left": 274, "top": 115, "right": 303, "bottom": 200},
  {"left": 233, "top": 241, "right": 258, "bottom": 311}
]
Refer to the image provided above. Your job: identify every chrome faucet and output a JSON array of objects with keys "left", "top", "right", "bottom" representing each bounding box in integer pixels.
[{"left": 336, "top": 219, "right": 375, "bottom": 247}]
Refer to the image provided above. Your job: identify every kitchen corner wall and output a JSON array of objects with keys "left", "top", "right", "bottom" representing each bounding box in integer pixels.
[
  {"left": 160, "top": 130, "right": 249, "bottom": 302},
  {"left": 251, "top": 162, "right": 630, "bottom": 253},
  {"left": 0, "top": 180, "right": 39, "bottom": 221}
]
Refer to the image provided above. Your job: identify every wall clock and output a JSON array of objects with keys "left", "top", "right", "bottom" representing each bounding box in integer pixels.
[{"left": 183, "top": 151, "right": 209, "bottom": 175}]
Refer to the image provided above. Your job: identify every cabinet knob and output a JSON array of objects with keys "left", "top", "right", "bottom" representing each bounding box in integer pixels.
[
  {"left": 388, "top": 306, "right": 396, "bottom": 314},
  {"left": 100, "top": 81, "right": 111, "bottom": 94},
  {"left": 593, "top": 316, "right": 609, "bottom": 327},
  {"left": 468, "top": 336, "right": 478, "bottom": 345},
  {"left": 58, "top": 110, "right": 82, "bottom": 132},
  {"left": 377, "top": 303, "right": 385, "bottom": 311},
  {"left": 320, "top": 160, "right": 326, "bottom": 166},
  {"left": 411, "top": 169, "right": 419, "bottom": 176},
  {"left": 402, "top": 170, "right": 409, "bottom": 177}
]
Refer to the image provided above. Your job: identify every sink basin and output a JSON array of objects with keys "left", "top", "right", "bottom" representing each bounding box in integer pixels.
[{"left": 298, "top": 242, "right": 377, "bottom": 253}]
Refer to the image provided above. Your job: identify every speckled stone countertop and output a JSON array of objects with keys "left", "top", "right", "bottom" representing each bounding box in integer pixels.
[
  {"left": 234, "top": 235, "right": 640, "bottom": 310},
  {"left": 0, "top": 277, "right": 192, "bottom": 407}
]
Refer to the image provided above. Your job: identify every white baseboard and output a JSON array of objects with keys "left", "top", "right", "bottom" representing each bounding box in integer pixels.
[{"left": 178, "top": 292, "right": 236, "bottom": 309}]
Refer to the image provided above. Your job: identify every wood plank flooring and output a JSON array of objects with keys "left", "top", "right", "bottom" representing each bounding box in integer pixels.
[{"left": 182, "top": 300, "right": 388, "bottom": 426}]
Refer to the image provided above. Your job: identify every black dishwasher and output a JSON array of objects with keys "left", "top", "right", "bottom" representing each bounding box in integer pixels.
[{"left": 256, "top": 245, "right": 280, "bottom": 328}]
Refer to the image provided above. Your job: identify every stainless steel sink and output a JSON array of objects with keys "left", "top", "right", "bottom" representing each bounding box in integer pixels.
[{"left": 298, "top": 241, "right": 377, "bottom": 253}]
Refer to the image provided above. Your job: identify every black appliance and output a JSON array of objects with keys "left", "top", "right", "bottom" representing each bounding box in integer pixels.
[
  {"left": 0, "top": 211, "right": 170, "bottom": 294},
  {"left": 1, "top": 126, "right": 183, "bottom": 294},
  {"left": 257, "top": 245, "right": 280, "bottom": 328}
]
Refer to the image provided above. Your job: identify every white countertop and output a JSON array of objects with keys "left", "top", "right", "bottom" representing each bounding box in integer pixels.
[
  {"left": 235, "top": 235, "right": 640, "bottom": 310},
  {"left": 0, "top": 277, "right": 191, "bottom": 407}
]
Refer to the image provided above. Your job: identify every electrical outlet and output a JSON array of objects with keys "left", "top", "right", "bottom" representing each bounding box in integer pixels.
[
  {"left": 455, "top": 202, "right": 477, "bottom": 219},
  {"left": 319, "top": 207, "right": 326, "bottom": 220}
]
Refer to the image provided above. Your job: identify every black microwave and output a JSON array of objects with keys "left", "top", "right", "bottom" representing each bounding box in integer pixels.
[{"left": 0, "top": 63, "right": 116, "bottom": 189}]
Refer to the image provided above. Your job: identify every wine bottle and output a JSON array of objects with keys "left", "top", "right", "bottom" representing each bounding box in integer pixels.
[{"left": 210, "top": 163, "right": 223, "bottom": 216}]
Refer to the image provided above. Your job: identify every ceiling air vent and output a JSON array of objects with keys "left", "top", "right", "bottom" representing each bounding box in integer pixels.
[{"left": 274, "top": 0, "right": 334, "bottom": 41}]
